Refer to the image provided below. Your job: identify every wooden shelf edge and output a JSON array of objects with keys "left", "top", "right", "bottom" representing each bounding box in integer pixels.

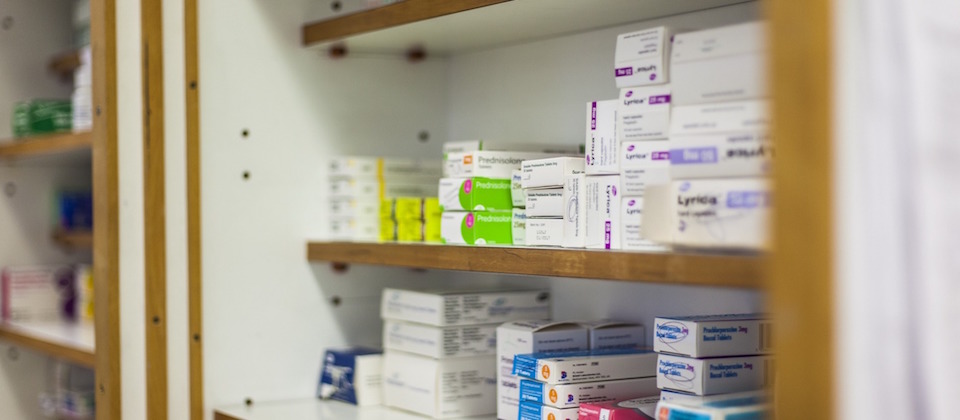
[
  {"left": 0, "top": 131, "right": 94, "bottom": 159},
  {"left": 0, "top": 323, "right": 96, "bottom": 368},
  {"left": 52, "top": 229, "right": 94, "bottom": 249},
  {"left": 302, "top": 0, "right": 510, "bottom": 46},
  {"left": 307, "top": 242, "right": 764, "bottom": 288}
]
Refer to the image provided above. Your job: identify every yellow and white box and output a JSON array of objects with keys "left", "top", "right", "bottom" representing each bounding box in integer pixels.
[
  {"left": 614, "top": 26, "right": 672, "bottom": 88},
  {"left": 381, "top": 288, "right": 551, "bottom": 327},
  {"left": 656, "top": 354, "right": 771, "bottom": 396},
  {"left": 562, "top": 174, "right": 586, "bottom": 248},
  {"left": 653, "top": 314, "right": 771, "bottom": 358},
  {"left": 585, "top": 100, "right": 619, "bottom": 175},
  {"left": 519, "top": 376, "right": 658, "bottom": 409},
  {"left": 513, "top": 349, "right": 658, "bottom": 385},
  {"left": 383, "top": 351, "right": 496, "bottom": 418},
  {"left": 525, "top": 218, "right": 564, "bottom": 247},
  {"left": 669, "top": 132, "right": 772, "bottom": 180},
  {"left": 584, "top": 320, "right": 646, "bottom": 350},
  {"left": 620, "top": 139, "right": 671, "bottom": 196},
  {"left": 617, "top": 86, "right": 672, "bottom": 142},
  {"left": 497, "top": 321, "right": 590, "bottom": 420},
  {"left": 670, "top": 22, "right": 767, "bottom": 106},
  {"left": 525, "top": 188, "right": 565, "bottom": 218},
  {"left": 383, "top": 320, "right": 497, "bottom": 358},
  {"left": 521, "top": 157, "right": 585, "bottom": 189},
  {"left": 585, "top": 175, "right": 622, "bottom": 249},
  {"left": 669, "top": 100, "right": 768, "bottom": 136},
  {"left": 673, "top": 178, "right": 770, "bottom": 249}
]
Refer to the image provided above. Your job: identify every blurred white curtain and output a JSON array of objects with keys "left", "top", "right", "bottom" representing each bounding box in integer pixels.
[{"left": 835, "top": 0, "right": 960, "bottom": 419}]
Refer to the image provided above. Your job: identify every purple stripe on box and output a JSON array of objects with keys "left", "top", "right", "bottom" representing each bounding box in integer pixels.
[
  {"left": 652, "top": 151, "right": 670, "bottom": 161},
  {"left": 670, "top": 147, "right": 719, "bottom": 165},
  {"left": 591, "top": 101, "right": 597, "bottom": 131},
  {"left": 649, "top": 94, "right": 671, "bottom": 105},
  {"left": 615, "top": 67, "right": 633, "bottom": 77},
  {"left": 605, "top": 221, "right": 612, "bottom": 249},
  {"left": 727, "top": 191, "right": 770, "bottom": 209}
]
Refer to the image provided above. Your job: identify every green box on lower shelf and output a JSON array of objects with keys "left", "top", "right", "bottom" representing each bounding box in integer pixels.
[{"left": 12, "top": 100, "right": 72, "bottom": 138}]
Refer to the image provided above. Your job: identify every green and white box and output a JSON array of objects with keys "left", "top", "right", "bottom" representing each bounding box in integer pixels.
[
  {"left": 445, "top": 151, "right": 563, "bottom": 179},
  {"left": 383, "top": 320, "right": 497, "bottom": 358},
  {"left": 512, "top": 170, "right": 527, "bottom": 207},
  {"left": 512, "top": 208, "right": 527, "bottom": 246},
  {"left": 439, "top": 177, "right": 513, "bottom": 211},
  {"left": 440, "top": 211, "right": 513, "bottom": 245}
]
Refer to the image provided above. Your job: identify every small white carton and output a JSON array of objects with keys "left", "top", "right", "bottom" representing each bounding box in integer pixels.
[
  {"left": 497, "top": 321, "right": 590, "bottom": 420},
  {"left": 656, "top": 354, "right": 771, "bottom": 396},
  {"left": 1, "top": 265, "right": 74, "bottom": 321},
  {"left": 329, "top": 157, "right": 379, "bottom": 179},
  {"left": 669, "top": 100, "right": 768, "bottom": 136},
  {"left": 512, "top": 208, "right": 527, "bottom": 246},
  {"left": 583, "top": 320, "right": 646, "bottom": 350},
  {"left": 513, "top": 349, "right": 658, "bottom": 385},
  {"left": 620, "top": 140, "right": 671, "bottom": 196},
  {"left": 329, "top": 198, "right": 379, "bottom": 219},
  {"left": 445, "top": 151, "right": 565, "bottom": 179},
  {"left": 585, "top": 175, "right": 622, "bottom": 249},
  {"left": 381, "top": 288, "right": 551, "bottom": 327},
  {"left": 673, "top": 178, "right": 770, "bottom": 249},
  {"left": 671, "top": 22, "right": 767, "bottom": 105},
  {"left": 329, "top": 178, "right": 380, "bottom": 199},
  {"left": 512, "top": 170, "right": 526, "bottom": 208},
  {"left": 637, "top": 183, "right": 674, "bottom": 245},
  {"left": 659, "top": 389, "right": 767, "bottom": 407},
  {"left": 443, "top": 140, "right": 582, "bottom": 155},
  {"left": 380, "top": 158, "right": 442, "bottom": 179},
  {"left": 617, "top": 86, "right": 672, "bottom": 142},
  {"left": 562, "top": 174, "right": 586, "bottom": 248},
  {"left": 382, "top": 181, "right": 439, "bottom": 199},
  {"left": 669, "top": 132, "right": 773, "bottom": 179},
  {"left": 585, "top": 100, "right": 619, "bottom": 175},
  {"left": 525, "top": 188, "right": 565, "bottom": 218},
  {"left": 520, "top": 377, "right": 658, "bottom": 409},
  {"left": 383, "top": 351, "right": 496, "bottom": 418},
  {"left": 655, "top": 399, "right": 769, "bottom": 420},
  {"left": 525, "top": 218, "right": 564, "bottom": 247},
  {"left": 653, "top": 314, "right": 771, "bottom": 358},
  {"left": 621, "top": 198, "right": 669, "bottom": 251},
  {"left": 384, "top": 320, "right": 497, "bottom": 358},
  {"left": 614, "top": 26, "right": 672, "bottom": 88},
  {"left": 521, "top": 157, "right": 585, "bottom": 189},
  {"left": 519, "top": 401, "right": 579, "bottom": 420},
  {"left": 329, "top": 217, "right": 379, "bottom": 242}
]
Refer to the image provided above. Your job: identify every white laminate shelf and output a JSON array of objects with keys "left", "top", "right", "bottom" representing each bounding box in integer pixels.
[
  {"left": 215, "top": 399, "right": 496, "bottom": 420},
  {"left": 0, "top": 319, "right": 95, "bottom": 367}
]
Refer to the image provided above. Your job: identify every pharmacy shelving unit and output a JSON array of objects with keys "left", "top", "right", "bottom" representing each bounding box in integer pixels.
[
  {"left": 187, "top": 0, "right": 832, "bottom": 419},
  {"left": 0, "top": 320, "right": 95, "bottom": 368}
]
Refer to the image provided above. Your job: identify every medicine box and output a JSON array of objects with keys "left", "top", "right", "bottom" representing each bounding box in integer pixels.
[
  {"left": 654, "top": 398, "right": 769, "bottom": 420},
  {"left": 635, "top": 183, "right": 674, "bottom": 244},
  {"left": 614, "top": 26, "right": 671, "bottom": 88},
  {"left": 562, "top": 174, "right": 586, "bottom": 248},
  {"left": 659, "top": 389, "right": 767, "bottom": 407},
  {"left": 317, "top": 347, "right": 383, "bottom": 406},
  {"left": 617, "top": 86, "right": 672, "bottom": 142},
  {"left": 445, "top": 151, "right": 564, "bottom": 179},
  {"left": 669, "top": 100, "right": 768, "bottom": 136},
  {"left": 578, "top": 395, "right": 661, "bottom": 420},
  {"left": 513, "top": 348, "right": 658, "bottom": 385},
  {"left": 520, "top": 376, "right": 658, "bottom": 409},
  {"left": 621, "top": 198, "right": 668, "bottom": 252},
  {"left": 329, "top": 217, "right": 379, "bottom": 242},
  {"left": 670, "top": 22, "right": 767, "bottom": 105},
  {"left": 525, "top": 218, "right": 564, "bottom": 247},
  {"left": 439, "top": 177, "right": 513, "bottom": 212},
  {"left": 329, "top": 178, "right": 380, "bottom": 199},
  {"left": 328, "top": 157, "right": 378, "bottom": 179},
  {"left": 519, "top": 401, "right": 579, "bottom": 420},
  {"left": 497, "top": 321, "right": 590, "bottom": 420},
  {"left": 521, "top": 157, "right": 585, "bottom": 189},
  {"left": 653, "top": 314, "right": 771, "bottom": 358},
  {"left": 525, "top": 188, "right": 565, "bottom": 218},
  {"left": 673, "top": 178, "right": 771, "bottom": 249},
  {"left": 585, "top": 175, "right": 622, "bottom": 249},
  {"left": 620, "top": 140, "right": 671, "bottom": 196},
  {"left": 585, "top": 100, "right": 619, "bottom": 175},
  {"left": 383, "top": 351, "right": 496, "bottom": 418},
  {"left": 669, "top": 132, "right": 772, "bottom": 179},
  {"left": 396, "top": 219, "right": 424, "bottom": 242},
  {"left": 1, "top": 265, "right": 75, "bottom": 321},
  {"left": 382, "top": 181, "right": 438, "bottom": 199},
  {"left": 440, "top": 211, "right": 513, "bottom": 246},
  {"left": 512, "top": 170, "right": 526, "bottom": 207},
  {"left": 383, "top": 320, "right": 497, "bottom": 358},
  {"left": 584, "top": 321, "right": 646, "bottom": 350},
  {"left": 382, "top": 288, "right": 551, "bottom": 327},
  {"left": 656, "top": 354, "right": 771, "bottom": 395},
  {"left": 379, "top": 158, "right": 442, "bottom": 179},
  {"left": 443, "top": 140, "right": 582, "bottom": 155},
  {"left": 330, "top": 198, "right": 379, "bottom": 219},
  {"left": 512, "top": 208, "right": 527, "bottom": 246}
]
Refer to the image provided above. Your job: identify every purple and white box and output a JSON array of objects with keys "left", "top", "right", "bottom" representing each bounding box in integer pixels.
[
  {"left": 614, "top": 26, "right": 672, "bottom": 88},
  {"left": 669, "top": 132, "right": 772, "bottom": 180},
  {"left": 654, "top": 314, "right": 771, "bottom": 358},
  {"left": 620, "top": 140, "right": 671, "bottom": 197},
  {"left": 585, "top": 100, "right": 619, "bottom": 175},
  {"left": 616, "top": 86, "right": 672, "bottom": 142},
  {"left": 585, "top": 175, "right": 622, "bottom": 250}
]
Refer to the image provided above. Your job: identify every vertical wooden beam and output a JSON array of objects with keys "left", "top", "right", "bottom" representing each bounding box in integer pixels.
[
  {"left": 90, "top": 0, "right": 121, "bottom": 418},
  {"left": 142, "top": 0, "right": 168, "bottom": 418},
  {"left": 768, "top": 0, "right": 834, "bottom": 418},
  {"left": 184, "top": 0, "right": 204, "bottom": 418}
]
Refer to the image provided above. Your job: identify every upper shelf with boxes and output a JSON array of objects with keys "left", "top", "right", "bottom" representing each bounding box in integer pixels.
[{"left": 309, "top": 21, "right": 769, "bottom": 287}]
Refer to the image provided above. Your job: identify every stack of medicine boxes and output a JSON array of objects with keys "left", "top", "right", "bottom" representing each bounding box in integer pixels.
[
  {"left": 657, "top": 22, "right": 772, "bottom": 249},
  {"left": 653, "top": 314, "right": 772, "bottom": 417},
  {"left": 381, "top": 288, "right": 551, "bottom": 418},
  {"left": 440, "top": 141, "right": 578, "bottom": 246},
  {"left": 380, "top": 197, "right": 442, "bottom": 243},
  {"left": 521, "top": 157, "right": 583, "bottom": 247}
]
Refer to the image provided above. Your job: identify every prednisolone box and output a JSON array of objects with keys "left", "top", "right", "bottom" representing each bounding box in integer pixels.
[
  {"left": 614, "top": 26, "right": 672, "bottom": 88},
  {"left": 514, "top": 349, "right": 658, "bottom": 385},
  {"left": 578, "top": 395, "right": 661, "bottom": 420},
  {"left": 519, "top": 401, "right": 579, "bottom": 420},
  {"left": 513, "top": 208, "right": 527, "bottom": 246},
  {"left": 656, "top": 354, "right": 771, "bottom": 395},
  {"left": 381, "top": 288, "right": 551, "bottom": 327},
  {"left": 383, "top": 320, "right": 497, "bottom": 358},
  {"left": 512, "top": 170, "right": 526, "bottom": 207},
  {"left": 520, "top": 376, "right": 658, "bottom": 408},
  {"left": 439, "top": 177, "right": 513, "bottom": 212},
  {"left": 445, "top": 151, "right": 563, "bottom": 179},
  {"left": 654, "top": 314, "right": 770, "bottom": 358},
  {"left": 440, "top": 211, "right": 513, "bottom": 245}
]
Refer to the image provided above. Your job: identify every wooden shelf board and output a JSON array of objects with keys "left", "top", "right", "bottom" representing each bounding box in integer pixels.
[
  {"left": 0, "top": 131, "right": 93, "bottom": 160},
  {"left": 307, "top": 242, "right": 764, "bottom": 288},
  {"left": 215, "top": 399, "right": 494, "bottom": 420},
  {"left": 52, "top": 229, "right": 94, "bottom": 249},
  {"left": 302, "top": 0, "right": 752, "bottom": 54},
  {"left": 49, "top": 50, "right": 82, "bottom": 78},
  {"left": 0, "top": 320, "right": 96, "bottom": 367}
]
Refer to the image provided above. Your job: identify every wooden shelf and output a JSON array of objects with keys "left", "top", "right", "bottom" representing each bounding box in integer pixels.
[
  {"left": 215, "top": 399, "right": 494, "bottom": 420},
  {"left": 307, "top": 242, "right": 764, "bottom": 288},
  {"left": 0, "top": 131, "right": 93, "bottom": 160},
  {"left": 48, "top": 50, "right": 82, "bottom": 79},
  {"left": 302, "top": 0, "right": 751, "bottom": 54},
  {"left": 52, "top": 229, "right": 94, "bottom": 249},
  {"left": 0, "top": 320, "right": 95, "bottom": 368}
]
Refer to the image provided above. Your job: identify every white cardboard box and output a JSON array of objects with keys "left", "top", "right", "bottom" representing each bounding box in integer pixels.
[
  {"left": 512, "top": 170, "right": 526, "bottom": 208},
  {"left": 583, "top": 321, "right": 646, "bottom": 350},
  {"left": 329, "top": 217, "right": 379, "bottom": 242},
  {"left": 443, "top": 140, "right": 582, "bottom": 155},
  {"left": 445, "top": 151, "right": 565, "bottom": 179},
  {"left": 659, "top": 389, "right": 767, "bottom": 407},
  {"left": 514, "top": 349, "right": 658, "bottom": 385},
  {"left": 383, "top": 351, "right": 496, "bottom": 418},
  {"left": 521, "top": 157, "right": 585, "bottom": 189},
  {"left": 381, "top": 288, "right": 551, "bottom": 327},
  {"left": 620, "top": 140, "right": 671, "bottom": 196},
  {"left": 512, "top": 208, "right": 527, "bottom": 246},
  {"left": 384, "top": 320, "right": 498, "bottom": 358},
  {"left": 616, "top": 86, "right": 672, "bottom": 142},
  {"left": 1, "top": 265, "right": 74, "bottom": 321},
  {"left": 380, "top": 158, "right": 442, "bottom": 179},
  {"left": 329, "top": 198, "right": 379, "bottom": 219},
  {"left": 614, "top": 26, "right": 671, "bottom": 88},
  {"left": 562, "top": 174, "right": 586, "bottom": 248},
  {"left": 382, "top": 181, "right": 439, "bottom": 199},
  {"left": 329, "top": 178, "right": 380, "bottom": 199},
  {"left": 525, "top": 188, "right": 565, "bottom": 218},
  {"left": 585, "top": 100, "right": 619, "bottom": 175},
  {"left": 670, "top": 100, "right": 768, "bottom": 136},
  {"left": 669, "top": 132, "right": 772, "bottom": 179},
  {"left": 673, "top": 178, "right": 770, "bottom": 249},
  {"left": 621, "top": 198, "right": 669, "bottom": 251},
  {"left": 497, "top": 321, "right": 590, "bottom": 420},
  {"left": 638, "top": 183, "right": 674, "bottom": 245},
  {"left": 329, "top": 157, "right": 379, "bottom": 179},
  {"left": 671, "top": 22, "right": 767, "bottom": 105},
  {"left": 656, "top": 354, "right": 771, "bottom": 396},
  {"left": 653, "top": 314, "right": 771, "bottom": 358},
  {"left": 519, "top": 401, "right": 579, "bottom": 420},
  {"left": 585, "top": 175, "right": 622, "bottom": 249},
  {"left": 525, "top": 218, "right": 564, "bottom": 247},
  {"left": 520, "top": 376, "right": 658, "bottom": 409}
]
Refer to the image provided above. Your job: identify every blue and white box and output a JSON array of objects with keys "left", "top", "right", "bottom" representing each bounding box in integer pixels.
[
  {"left": 317, "top": 347, "right": 383, "bottom": 406},
  {"left": 654, "top": 314, "right": 771, "bottom": 358},
  {"left": 583, "top": 320, "right": 646, "bottom": 350},
  {"left": 655, "top": 397, "right": 769, "bottom": 419},
  {"left": 513, "top": 348, "right": 658, "bottom": 385},
  {"left": 519, "top": 401, "right": 579, "bottom": 420},
  {"left": 520, "top": 376, "right": 658, "bottom": 408},
  {"left": 381, "top": 288, "right": 551, "bottom": 327},
  {"left": 656, "top": 354, "right": 771, "bottom": 396}
]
